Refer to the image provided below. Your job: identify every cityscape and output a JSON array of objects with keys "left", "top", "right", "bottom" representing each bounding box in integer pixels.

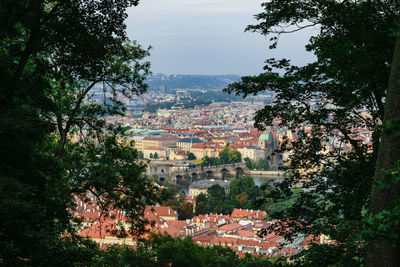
[
  {"left": 72, "top": 74, "right": 373, "bottom": 260},
  {"left": 2, "top": 1, "right": 399, "bottom": 266}
]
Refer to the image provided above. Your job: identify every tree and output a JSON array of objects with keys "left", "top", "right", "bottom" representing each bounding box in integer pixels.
[
  {"left": 195, "top": 201, "right": 207, "bottom": 215},
  {"left": 138, "top": 151, "right": 144, "bottom": 159},
  {"left": 201, "top": 156, "right": 219, "bottom": 167},
  {"left": 257, "top": 159, "right": 270, "bottom": 171},
  {"left": 228, "top": 149, "right": 242, "bottom": 164},
  {"left": 155, "top": 236, "right": 206, "bottom": 267},
  {"left": 230, "top": 176, "right": 258, "bottom": 202},
  {"left": 219, "top": 148, "right": 241, "bottom": 164},
  {"left": 226, "top": 0, "right": 399, "bottom": 264},
  {"left": 244, "top": 157, "right": 255, "bottom": 169},
  {"left": 178, "top": 202, "right": 194, "bottom": 220},
  {"left": 159, "top": 182, "right": 179, "bottom": 208},
  {"left": 207, "top": 184, "right": 226, "bottom": 207},
  {"left": 188, "top": 152, "right": 196, "bottom": 160},
  {"left": 219, "top": 148, "right": 231, "bottom": 164},
  {"left": 65, "top": 137, "right": 158, "bottom": 235},
  {"left": 367, "top": 36, "right": 400, "bottom": 266},
  {"left": 0, "top": 0, "right": 157, "bottom": 264},
  {"left": 91, "top": 233, "right": 288, "bottom": 266},
  {"left": 235, "top": 192, "right": 249, "bottom": 208},
  {"left": 196, "top": 192, "right": 208, "bottom": 204},
  {"left": 150, "top": 153, "right": 153, "bottom": 159},
  {"left": 153, "top": 152, "right": 159, "bottom": 159}
]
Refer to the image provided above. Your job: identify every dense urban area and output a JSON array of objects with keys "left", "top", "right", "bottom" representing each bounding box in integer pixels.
[
  {"left": 2, "top": 1, "right": 400, "bottom": 266},
  {"left": 73, "top": 77, "right": 371, "bottom": 260}
]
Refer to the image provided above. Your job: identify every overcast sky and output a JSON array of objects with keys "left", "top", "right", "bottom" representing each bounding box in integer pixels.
[{"left": 126, "top": 0, "right": 316, "bottom": 75}]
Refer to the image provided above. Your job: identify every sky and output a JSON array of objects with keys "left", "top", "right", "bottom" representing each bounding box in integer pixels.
[{"left": 126, "top": 0, "right": 316, "bottom": 76}]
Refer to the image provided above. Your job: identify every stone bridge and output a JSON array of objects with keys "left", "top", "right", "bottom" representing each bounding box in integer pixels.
[{"left": 148, "top": 162, "right": 248, "bottom": 186}]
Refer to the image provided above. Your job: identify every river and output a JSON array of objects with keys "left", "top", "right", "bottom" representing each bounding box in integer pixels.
[
  {"left": 179, "top": 173, "right": 284, "bottom": 196},
  {"left": 252, "top": 174, "right": 284, "bottom": 187}
]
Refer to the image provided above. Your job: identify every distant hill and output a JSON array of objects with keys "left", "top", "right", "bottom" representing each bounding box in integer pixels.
[{"left": 147, "top": 74, "right": 241, "bottom": 91}]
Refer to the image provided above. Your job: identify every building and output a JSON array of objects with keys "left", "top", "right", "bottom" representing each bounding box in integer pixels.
[
  {"left": 168, "top": 150, "right": 189, "bottom": 160},
  {"left": 143, "top": 146, "right": 167, "bottom": 159},
  {"left": 231, "top": 208, "right": 266, "bottom": 222},
  {"left": 217, "top": 223, "right": 244, "bottom": 235},
  {"left": 237, "top": 146, "right": 265, "bottom": 162},
  {"left": 143, "top": 135, "right": 179, "bottom": 149},
  {"left": 130, "top": 136, "right": 145, "bottom": 151},
  {"left": 189, "top": 179, "right": 231, "bottom": 196},
  {"left": 145, "top": 206, "right": 178, "bottom": 221},
  {"left": 177, "top": 137, "right": 204, "bottom": 151},
  {"left": 258, "top": 131, "right": 282, "bottom": 168},
  {"left": 190, "top": 142, "right": 225, "bottom": 160}
]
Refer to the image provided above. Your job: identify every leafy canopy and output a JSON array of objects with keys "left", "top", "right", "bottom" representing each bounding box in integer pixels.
[
  {"left": 226, "top": 0, "right": 399, "bottom": 264},
  {"left": 0, "top": 0, "right": 157, "bottom": 264}
]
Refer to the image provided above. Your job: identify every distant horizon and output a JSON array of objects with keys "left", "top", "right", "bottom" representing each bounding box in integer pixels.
[{"left": 149, "top": 73, "right": 242, "bottom": 76}]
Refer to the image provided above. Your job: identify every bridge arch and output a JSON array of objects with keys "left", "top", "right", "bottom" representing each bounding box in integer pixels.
[
  {"left": 220, "top": 168, "right": 229, "bottom": 179},
  {"left": 205, "top": 170, "right": 214, "bottom": 178},
  {"left": 175, "top": 174, "right": 184, "bottom": 183},
  {"left": 191, "top": 172, "right": 199, "bottom": 180},
  {"left": 235, "top": 167, "right": 244, "bottom": 179}
]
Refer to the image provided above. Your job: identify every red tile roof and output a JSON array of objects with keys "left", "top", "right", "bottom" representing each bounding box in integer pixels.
[
  {"left": 231, "top": 209, "right": 266, "bottom": 221},
  {"left": 145, "top": 206, "right": 177, "bottom": 217},
  {"left": 235, "top": 229, "right": 256, "bottom": 238},
  {"left": 213, "top": 237, "right": 238, "bottom": 247},
  {"left": 218, "top": 223, "right": 243, "bottom": 232}
]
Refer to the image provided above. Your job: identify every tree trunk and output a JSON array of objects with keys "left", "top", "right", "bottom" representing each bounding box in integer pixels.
[{"left": 366, "top": 36, "right": 400, "bottom": 266}]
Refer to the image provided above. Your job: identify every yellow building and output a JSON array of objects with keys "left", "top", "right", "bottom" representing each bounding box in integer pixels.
[
  {"left": 238, "top": 146, "right": 265, "bottom": 162},
  {"left": 130, "top": 136, "right": 145, "bottom": 151},
  {"left": 177, "top": 137, "right": 204, "bottom": 151},
  {"left": 189, "top": 179, "right": 230, "bottom": 196},
  {"left": 190, "top": 142, "right": 225, "bottom": 160},
  {"left": 143, "top": 135, "right": 179, "bottom": 149}
]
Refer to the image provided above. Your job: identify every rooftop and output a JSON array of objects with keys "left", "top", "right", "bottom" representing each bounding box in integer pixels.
[
  {"left": 189, "top": 179, "right": 231, "bottom": 190},
  {"left": 178, "top": 137, "right": 205, "bottom": 143}
]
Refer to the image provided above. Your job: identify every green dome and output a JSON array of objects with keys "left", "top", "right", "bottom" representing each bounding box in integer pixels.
[{"left": 258, "top": 133, "right": 270, "bottom": 141}]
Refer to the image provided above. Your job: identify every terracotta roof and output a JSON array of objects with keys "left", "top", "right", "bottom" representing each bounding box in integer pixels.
[
  {"left": 78, "top": 219, "right": 134, "bottom": 239},
  {"left": 261, "top": 241, "right": 279, "bottom": 249},
  {"left": 231, "top": 208, "right": 266, "bottom": 221},
  {"left": 237, "top": 239, "right": 261, "bottom": 247},
  {"left": 218, "top": 223, "right": 243, "bottom": 232},
  {"left": 300, "top": 235, "right": 320, "bottom": 246},
  {"left": 235, "top": 229, "right": 256, "bottom": 238},
  {"left": 192, "top": 235, "right": 214, "bottom": 244},
  {"left": 145, "top": 206, "right": 177, "bottom": 217},
  {"left": 213, "top": 237, "right": 238, "bottom": 246}
]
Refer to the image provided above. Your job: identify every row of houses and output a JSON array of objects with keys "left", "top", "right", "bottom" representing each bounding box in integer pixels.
[
  {"left": 73, "top": 192, "right": 326, "bottom": 258},
  {"left": 126, "top": 130, "right": 279, "bottom": 163}
]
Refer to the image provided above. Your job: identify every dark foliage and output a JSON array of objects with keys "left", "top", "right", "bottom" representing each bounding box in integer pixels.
[{"left": 226, "top": 0, "right": 400, "bottom": 264}]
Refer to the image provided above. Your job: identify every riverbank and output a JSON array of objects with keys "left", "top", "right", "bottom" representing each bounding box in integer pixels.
[{"left": 248, "top": 170, "right": 286, "bottom": 177}]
